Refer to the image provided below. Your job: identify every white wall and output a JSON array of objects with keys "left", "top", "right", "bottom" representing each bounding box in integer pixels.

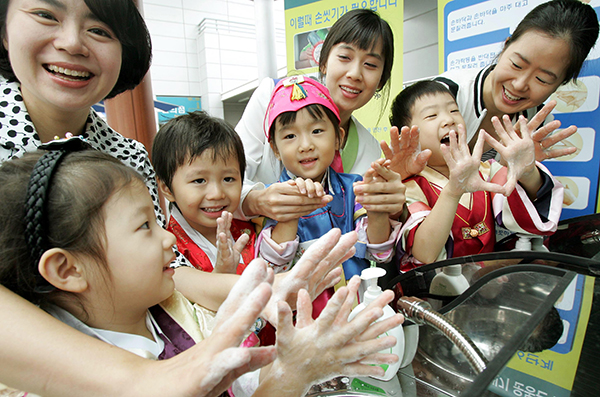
[
  {"left": 143, "top": 0, "right": 286, "bottom": 118},
  {"left": 142, "top": 0, "right": 440, "bottom": 122},
  {"left": 142, "top": 0, "right": 197, "bottom": 97},
  {"left": 404, "top": 0, "right": 439, "bottom": 82}
]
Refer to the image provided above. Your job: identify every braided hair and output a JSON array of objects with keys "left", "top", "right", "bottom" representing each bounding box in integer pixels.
[{"left": 0, "top": 146, "right": 144, "bottom": 306}]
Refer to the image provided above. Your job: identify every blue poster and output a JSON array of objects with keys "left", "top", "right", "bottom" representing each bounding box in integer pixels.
[
  {"left": 440, "top": 0, "right": 600, "bottom": 219},
  {"left": 156, "top": 96, "right": 202, "bottom": 126}
]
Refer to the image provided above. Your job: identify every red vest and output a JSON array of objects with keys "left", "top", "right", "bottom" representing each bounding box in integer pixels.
[
  {"left": 407, "top": 174, "right": 495, "bottom": 258},
  {"left": 167, "top": 216, "right": 256, "bottom": 274}
]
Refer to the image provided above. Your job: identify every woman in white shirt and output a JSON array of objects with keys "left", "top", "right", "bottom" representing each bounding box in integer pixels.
[{"left": 238, "top": 9, "right": 408, "bottom": 223}]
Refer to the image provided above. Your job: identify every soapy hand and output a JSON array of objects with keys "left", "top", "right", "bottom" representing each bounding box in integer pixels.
[
  {"left": 259, "top": 276, "right": 403, "bottom": 396},
  {"left": 485, "top": 115, "right": 537, "bottom": 196},
  {"left": 381, "top": 125, "right": 431, "bottom": 180},
  {"left": 213, "top": 211, "right": 249, "bottom": 274},
  {"left": 441, "top": 125, "right": 506, "bottom": 198},
  {"left": 514, "top": 100, "right": 578, "bottom": 161},
  {"left": 189, "top": 260, "right": 277, "bottom": 396},
  {"left": 261, "top": 229, "right": 352, "bottom": 325},
  {"left": 287, "top": 177, "right": 326, "bottom": 199},
  {"left": 167, "top": 231, "right": 357, "bottom": 397},
  {"left": 354, "top": 158, "right": 406, "bottom": 215}
]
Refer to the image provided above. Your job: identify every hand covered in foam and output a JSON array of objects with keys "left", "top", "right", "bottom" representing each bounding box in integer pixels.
[
  {"left": 261, "top": 228, "right": 351, "bottom": 324},
  {"left": 354, "top": 158, "right": 406, "bottom": 216},
  {"left": 381, "top": 125, "right": 431, "bottom": 180},
  {"left": 213, "top": 211, "right": 249, "bottom": 274},
  {"left": 441, "top": 125, "right": 507, "bottom": 198},
  {"left": 515, "top": 100, "right": 578, "bottom": 162},
  {"left": 166, "top": 231, "right": 358, "bottom": 396},
  {"left": 182, "top": 260, "right": 277, "bottom": 396},
  {"left": 256, "top": 276, "right": 403, "bottom": 396},
  {"left": 485, "top": 115, "right": 538, "bottom": 196}
]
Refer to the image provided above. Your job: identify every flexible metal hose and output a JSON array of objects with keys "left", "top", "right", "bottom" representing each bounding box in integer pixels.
[{"left": 397, "top": 296, "right": 488, "bottom": 374}]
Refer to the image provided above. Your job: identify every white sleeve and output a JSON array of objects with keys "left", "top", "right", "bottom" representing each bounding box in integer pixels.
[
  {"left": 235, "top": 179, "right": 265, "bottom": 221},
  {"left": 349, "top": 116, "right": 382, "bottom": 175},
  {"left": 235, "top": 78, "right": 276, "bottom": 183}
]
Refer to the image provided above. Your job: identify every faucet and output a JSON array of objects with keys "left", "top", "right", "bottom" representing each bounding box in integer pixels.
[{"left": 396, "top": 296, "right": 488, "bottom": 374}]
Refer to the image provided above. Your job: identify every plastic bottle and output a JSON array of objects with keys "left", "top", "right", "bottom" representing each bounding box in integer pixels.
[
  {"left": 429, "top": 265, "right": 470, "bottom": 296},
  {"left": 513, "top": 234, "right": 549, "bottom": 252},
  {"left": 531, "top": 236, "right": 549, "bottom": 252},
  {"left": 348, "top": 267, "right": 404, "bottom": 381},
  {"left": 513, "top": 234, "right": 533, "bottom": 251}
]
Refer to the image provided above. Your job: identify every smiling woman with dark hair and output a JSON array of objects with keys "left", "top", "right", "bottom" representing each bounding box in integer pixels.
[
  {"left": 238, "top": 9, "right": 395, "bottom": 187},
  {"left": 0, "top": 0, "right": 162, "bottom": 221},
  {"left": 0, "top": 0, "right": 152, "bottom": 99},
  {"left": 384, "top": 0, "right": 599, "bottom": 181},
  {"left": 436, "top": 0, "right": 599, "bottom": 159}
]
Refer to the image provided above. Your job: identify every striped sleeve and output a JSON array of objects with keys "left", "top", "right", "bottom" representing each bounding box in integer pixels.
[{"left": 488, "top": 162, "right": 563, "bottom": 236}]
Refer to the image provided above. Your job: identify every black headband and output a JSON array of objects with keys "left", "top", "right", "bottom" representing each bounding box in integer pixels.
[{"left": 24, "top": 138, "right": 91, "bottom": 293}]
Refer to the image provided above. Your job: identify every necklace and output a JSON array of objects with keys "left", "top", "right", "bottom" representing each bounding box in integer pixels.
[{"left": 426, "top": 179, "right": 490, "bottom": 240}]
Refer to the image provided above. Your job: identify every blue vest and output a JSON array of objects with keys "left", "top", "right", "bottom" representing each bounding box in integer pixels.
[{"left": 266, "top": 167, "right": 370, "bottom": 279}]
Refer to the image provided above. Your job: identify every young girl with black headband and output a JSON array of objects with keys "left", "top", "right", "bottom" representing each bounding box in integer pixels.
[{"left": 0, "top": 139, "right": 402, "bottom": 396}]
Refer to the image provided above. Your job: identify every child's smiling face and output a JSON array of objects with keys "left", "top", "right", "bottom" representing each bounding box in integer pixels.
[
  {"left": 409, "top": 92, "right": 466, "bottom": 169},
  {"left": 271, "top": 106, "right": 340, "bottom": 182},
  {"left": 101, "top": 181, "right": 177, "bottom": 313},
  {"left": 162, "top": 150, "right": 243, "bottom": 241}
]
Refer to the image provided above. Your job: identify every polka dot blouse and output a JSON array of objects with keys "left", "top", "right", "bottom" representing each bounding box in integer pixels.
[{"left": 0, "top": 76, "right": 189, "bottom": 268}]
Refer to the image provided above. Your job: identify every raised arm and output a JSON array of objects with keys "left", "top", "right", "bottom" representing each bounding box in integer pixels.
[
  {"left": 0, "top": 281, "right": 274, "bottom": 397},
  {"left": 354, "top": 159, "right": 404, "bottom": 244},
  {"left": 486, "top": 115, "right": 542, "bottom": 199},
  {"left": 213, "top": 211, "right": 249, "bottom": 274},
  {"left": 411, "top": 127, "right": 505, "bottom": 263},
  {"left": 175, "top": 228, "right": 349, "bottom": 322},
  {"left": 260, "top": 228, "right": 353, "bottom": 324},
  {"left": 517, "top": 100, "right": 578, "bottom": 162}
]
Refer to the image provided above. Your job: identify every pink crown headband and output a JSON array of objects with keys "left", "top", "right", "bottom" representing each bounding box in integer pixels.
[{"left": 264, "top": 76, "right": 340, "bottom": 141}]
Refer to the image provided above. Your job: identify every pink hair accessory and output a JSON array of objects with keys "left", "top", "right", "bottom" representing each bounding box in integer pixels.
[{"left": 264, "top": 76, "right": 340, "bottom": 140}]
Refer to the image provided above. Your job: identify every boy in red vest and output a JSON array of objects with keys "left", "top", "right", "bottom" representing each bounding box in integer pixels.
[
  {"left": 152, "top": 111, "right": 255, "bottom": 275},
  {"left": 390, "top": 80, "right": 563, "bottom": 270}
]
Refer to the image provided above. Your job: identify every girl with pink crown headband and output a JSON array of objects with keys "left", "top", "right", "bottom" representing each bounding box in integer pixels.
[
  {"left": 238, "top": 9, "right": 412, "bottom": 229},
  {"left": 258, "top": 76, "right": 405, "bottom": 309}
]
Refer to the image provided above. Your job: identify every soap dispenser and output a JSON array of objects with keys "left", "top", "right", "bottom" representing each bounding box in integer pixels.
[
  {"left": 348, "top": 267, "right": 404, "bottom": 381},
  {"left": 513, "top": 234, "right": 549, "bottom": 252},
  {"left": 429, "top": 265, "right": 470, "bottom": 296}
]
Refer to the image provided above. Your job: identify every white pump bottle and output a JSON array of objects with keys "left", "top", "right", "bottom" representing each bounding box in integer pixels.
[
  {"left": 348, "top": 267, "right": 404, "bottom": 381},
  {"left": 429, "top": 265, "right": 470, "bottom": 296}
]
